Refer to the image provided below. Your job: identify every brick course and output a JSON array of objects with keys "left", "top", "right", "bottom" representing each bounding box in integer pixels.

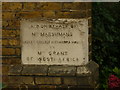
[{"left": 2, "top": 2, "right": 98, "bottom": 89}]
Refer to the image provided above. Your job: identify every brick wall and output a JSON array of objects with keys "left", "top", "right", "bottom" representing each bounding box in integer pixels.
[{"left": 2, "top": 2, "right": 98, "bottom": 89}]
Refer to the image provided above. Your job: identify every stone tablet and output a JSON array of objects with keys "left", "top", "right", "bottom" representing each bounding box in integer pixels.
[{"left": 21, "top": 19, "right": 88, "bottom": 65}]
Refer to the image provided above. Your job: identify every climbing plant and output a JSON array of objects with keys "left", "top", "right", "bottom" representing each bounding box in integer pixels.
[{"left": 92, "top": 2, "right": 120, "bottom": 88}]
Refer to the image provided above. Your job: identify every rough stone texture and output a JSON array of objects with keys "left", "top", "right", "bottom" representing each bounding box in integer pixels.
[
  {"left": 22, "top": 77, "right": 34, "bottom": 85},
  {"left": 77, "top": 76, "right": 93, "bottom": 86},
  {"left": 7, "top": 76, "right": 34, "bottom": 86},
  {"left": 63, "top": 77, "right": 77, "bottom": 85},
  {"left": 48, "top": 66, "right": 76, "bottom": 76},
  {"left": 77, "top": 66, "right": 91, "bottom": 76},
  {"left": 86, "top": 61, "right": 99, "bottom": 74},
  {"left": 8, "top": 65, "right": 22, "bottom": 75},
  {"left": 22, "top": 65, "right": 48, "bottom": 75},
  {"left": 35, "top": 77, "right": 61, "bottom": 85},
  {"left": 7, "top": 76, "right": 23, "bottom": 85}
]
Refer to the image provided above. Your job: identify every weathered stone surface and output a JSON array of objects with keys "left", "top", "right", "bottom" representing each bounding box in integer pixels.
[
  {"left": 35, "top": 77, "right": 61, "bottom": 85},
  {"left": 21, "top": 19, "right": 88, "bottom": 65},
  {"left": 8, "top": 65, "right": 22, "bottom": 75},
  {"left": 7, "top": 76, "right": 34, "bottom": 85},
  {"left": 22, "top": 77, "right": 34, "bottom": 85},
  {"left": 86, "top": 61, "right": 99, "bottom": 73},
  {"left": 77, "top": 61, "right": 99, "bottom": 77},
  {"left": 93, "top": 68, "right": 99, "bottom": 86},
  {"left": 63, "top": 77, "right": 77, "bottom": 85},
  {"left": 22, "top": 65, "right": 48, "bottom": 75},
  {"left": 77, "top": 66, "right": 91, "bottom": 76},
  {"left": 48, "top": 66, "right": 76, "bottom": 76},
  {"left": 8, "top": 76, "right": 23, "bottom": 85},
  {"left": 77, "top": 76, "right": 93, "bottom": 86}
]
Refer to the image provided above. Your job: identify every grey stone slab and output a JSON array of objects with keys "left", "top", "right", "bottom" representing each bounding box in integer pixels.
[
  {"left": 35, "top": 77, "right": 61, "bottom": 85},
  {"left": 77, "top": 65, "right": 91, "bottom": 76},
  {"left": 8, "top": 65, "right": 23, "bottom": 75},
  {"left": 77, "top": 61, "right": 99, "bottom": 76},
  {"left": 48, "top": 66, "right": 76, "bottom": 76},
  {"left": 77, "top": 76, "right": 93, "bottom": 86},
  {"left": 86, "top": 61, "right": 99, "bottom": 73},
  {"left": 63, "top": 77, "right": 77, "bottom": 85},
  {"left": 8, "top": 76, "right": 34, "bottom": 85},
  {"left": 22, "top": 65, "right": 48, "bottom": 75}
]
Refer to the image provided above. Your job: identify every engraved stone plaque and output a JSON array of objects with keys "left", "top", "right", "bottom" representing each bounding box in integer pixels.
[{"left": 21, "top": 19, "right": 88, "bottom": 65}]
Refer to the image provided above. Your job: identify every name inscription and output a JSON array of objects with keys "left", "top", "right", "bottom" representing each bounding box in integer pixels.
[{"left": 21, "top": 19, "right": 88, "bottom": 65}]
